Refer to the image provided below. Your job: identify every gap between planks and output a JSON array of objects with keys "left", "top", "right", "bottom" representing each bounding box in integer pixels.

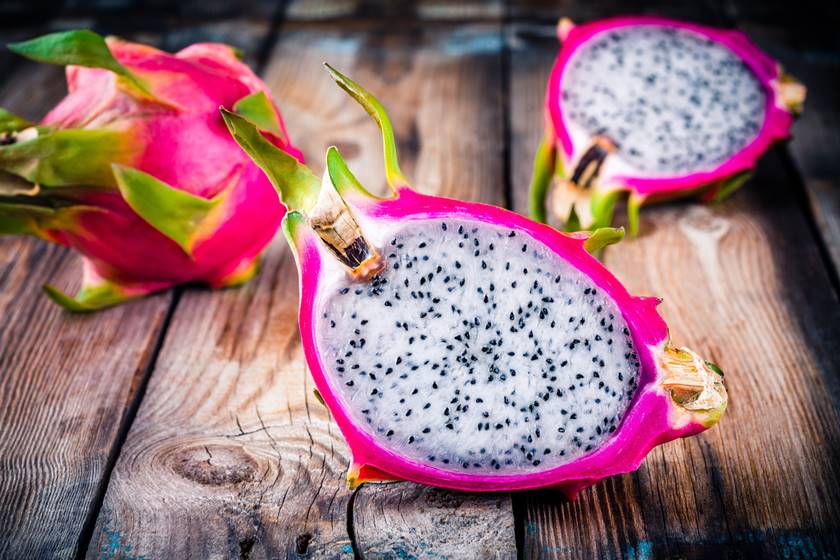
[
  {"left": 72, "top": 8, "right": 295, "bottom": 559},
  {"left": 506, "top": 8, "right": 840, "bottom": 558},
  {"left": 85, "top": 20, "right": 518, "bottom": 559}
]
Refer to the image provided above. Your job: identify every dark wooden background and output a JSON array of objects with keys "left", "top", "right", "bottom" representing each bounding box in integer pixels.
[{"left": 1, "top": 1, "right": 839, "bottom": 558}]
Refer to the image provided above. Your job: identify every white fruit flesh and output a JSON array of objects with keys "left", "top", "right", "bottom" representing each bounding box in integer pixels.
[
  {"left": 560, "top": 25, "right": 766, "bottom": 176},
  {"left": 316, "top": 219, "right": 640, "bottom": 474}
]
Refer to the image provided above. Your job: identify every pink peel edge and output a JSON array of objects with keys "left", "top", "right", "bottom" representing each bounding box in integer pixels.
[
  {"left": 545, "top": 15, "right": 794, "bottom": 198},
  {"left": 37, "top": 37, "right": 303, "bottom": 297},
  {"left": 295, "top": 188, "right": 710, "bottom": 495}
]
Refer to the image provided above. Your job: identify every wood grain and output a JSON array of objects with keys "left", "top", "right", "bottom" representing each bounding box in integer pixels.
[
  {"left": 352, "top": 484, "right": 515, "bottom": 558},
  {"left": 0, "top": 64, "right": 174, "bottom": 559},
  {"left": 3, "top": 6, "right": 838, "bottom": 559},
  {"left": 88, "top": 22, "right": 516, "bottom": 559},
  {"left": 285, "top": 0, "right": 504, "bottom": 22},
  {"left": 738, "top": 21, "right": 840, "bottom": 284},
  {"left": 505, "top": 0, "right": 722, "bottom": 22},
  {"left": 509, "top": 20, "right": 840, "bottom": 559}
]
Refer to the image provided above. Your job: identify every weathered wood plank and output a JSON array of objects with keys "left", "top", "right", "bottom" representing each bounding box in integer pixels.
[
  {"left": 508, "top": 20, "right": 840, "bottom": 559},
  {"left": 0, "top": 21, "right": 289, "bottom": 558},
  {"left": 507, "top": 21, "right": 560, "bottom": 220},
  {"left": 89, "top": 22, "right": 517, "bottom": 559},
  {"left": 2, "top": 0, "right": 278, "bottom": 23},
  {"left": 352, "top": 485, "right": 515, "bottom": 558},
  {"left": 506, "top": 0, "right": 722, "bottom": 22},
  {"left": 0, "top": 63, "right": 174, "bottom": 559},
  {"left": 285, "top": 0, "right": 504, "bottom": 21},
  {"left": 144, "top": 20, "right": 273, "bottom": 69},
  {"left": 715, "top": 0, "right": 839, "bottom": 27},
  {"left": 737, "top": 21, "right": 840, "bottom": 285},
  {"left": 506, "top": 1, "right": 724, "bottom": 217}
]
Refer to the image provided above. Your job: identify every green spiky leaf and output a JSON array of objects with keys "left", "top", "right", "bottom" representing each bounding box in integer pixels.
[
  {"left": 0, "top": 199, "right": 104, "bottom": 238},
  {"left": 233, "top": 91, "right": 284, "bottom": 138},
  {"left": 325, "top": 146, "right": 380, "bottom": 200},
  {"left": 8, "top": 30, "right": 153, "bottom": 98},
  {"left": 589, "top": 189, "right": 621, "bottom": 230},
  {"left": 528, "top": 136, "right": 557, "bottom": 224},
  {"left": 43, "top": 279, "right": 135, "bottom": 312},
  {"left": 0, "top": 127, "right": 135, "bottom": 187},
  {"left": 0, "top": 201, "right": 54, "bottom": 235},
  {"left": 705, "top": 361, "right": 724, "bottom": 378},
  {"left": 0, "top": 107, "right": 33, "bottom": 133},
  {"left": 325, "top": 63, "right": 406, "bottom": 190},
  {"left": 214, "top": 257, "right": 260, "bottom": 288},
  {"left": 221, "top": 107, "right": 320, "bottom": 212},
  {"left": 0, "top": 200, "right": 98, "bottom": 237},
  {"left": 626, "top": 194, "right": 645, "bottom": 237},
  {"left": 583, "top": 227, "right": 625, "bottom": 254},
  {"left": 711, "top": 171, "right": 753, "bottom": 203},
  {"left": 281, "top": 209, "right": 310, "bottom": 249},
  {"left": 111, "top": 164, "right": 225, "bottom": 256}
]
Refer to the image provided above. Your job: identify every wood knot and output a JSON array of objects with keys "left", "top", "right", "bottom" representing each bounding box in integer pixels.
[
  {"left": 239, "top": 537, "right": 255, "bottom": 559},
  {"left": 171, "top": 444, "right": 257, "bottom": 486},
  {"left": 295, "top": 533, "right": 313, "bottom": 554},
  {"left": 679, "top": 206, "right": 729, "bottom": 239}
]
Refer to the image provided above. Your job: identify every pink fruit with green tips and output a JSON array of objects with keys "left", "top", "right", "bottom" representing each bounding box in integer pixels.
[
  {"left": 529, "top": 16, "right": 805, "bottom": 234},
  {"left": 222, "top": 65, "right": 727, "bottom": 497},
  {"left": 0, "top": 30, "right": 301, "bottom": 310}
]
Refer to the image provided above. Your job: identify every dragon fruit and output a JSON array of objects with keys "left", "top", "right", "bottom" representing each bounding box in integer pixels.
[
  {"left": 222, "top": 65, "right": 727, "bottom": 497},
  {"left": 0, "top": 30, "right": 302, "bottom": 310},
  {"left": 529, "top": 16, "right": 805, "bottom": 234}
]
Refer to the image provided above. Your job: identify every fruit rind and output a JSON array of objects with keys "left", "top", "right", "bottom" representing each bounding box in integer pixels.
[
  {"left": 532, "top": 16, "right": 805, "bottom": 234},
  {"left": 659, "top": 345, "right": 728, "bottom": 429},
  {"left": 1, "top": 30, "right": 302, "bottom": 310},
  {"left": 228, "top": 64, "right": 727, "bottom": 497},
  {"left": 111, "top": 164, "right": 233, "bottom": 257},
  {"left": 293, "top": 191, "right": 719, "bottom": 494},
  {"left": 43, "top": 259, "right": 171, "bottom": 312}
]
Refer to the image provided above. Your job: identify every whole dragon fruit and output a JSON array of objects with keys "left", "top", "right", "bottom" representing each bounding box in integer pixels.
[
  {"left": 0, "top": 30, "right": 301, "bottom": 310},
  {"left": 222, "top": 65, "right": 727, "bottom": 497},
  {"left": 529, "top": 16, "right": 805, "bottom": 234}
]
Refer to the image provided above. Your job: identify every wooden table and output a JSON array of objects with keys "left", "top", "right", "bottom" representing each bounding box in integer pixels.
[{"left": 1, "top": 1, "right": 839, "bottom": 558}]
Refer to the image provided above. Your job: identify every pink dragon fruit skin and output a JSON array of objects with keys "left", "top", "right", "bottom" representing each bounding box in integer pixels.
[
  {"left": 0, "top": 31, "right": 302, "bottom": 310},
  {"left": 530, "top": 16, "right": 806, "bottom": 234},
  {"left": 223, "top": 66, "right": 727, "bottom": 497},
  {"left": 295, "top": 192, "right": 724, "bottom": 496}
]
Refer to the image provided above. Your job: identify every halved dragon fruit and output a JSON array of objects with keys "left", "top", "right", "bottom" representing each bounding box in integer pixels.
[
  {"left": 223, "top": 66, "right": 727, "bottom": 497},
  {"left": 529, "top": 16, "right": 805, "bottom": 234},
  {"left": 0, "top": 30, "right": 302, "bottom": 310}
]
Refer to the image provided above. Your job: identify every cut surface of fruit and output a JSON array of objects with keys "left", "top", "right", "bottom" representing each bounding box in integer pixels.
[
  {"left": 561, "top": 25, "right": 765, "bottom": 175},
  {"left": 224, "top": 64, "right": 727, "bottom": 496},
  {"left": 317, "top": 218, "right": 639, "bottom": 474},
  {"left": 530, "top": 16, "right": 805, "bottom": 233}
]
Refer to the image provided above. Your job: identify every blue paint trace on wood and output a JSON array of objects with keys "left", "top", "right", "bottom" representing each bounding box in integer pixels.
[{"left": 101, "top": 529, "right": 146, "bottom": 560}]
